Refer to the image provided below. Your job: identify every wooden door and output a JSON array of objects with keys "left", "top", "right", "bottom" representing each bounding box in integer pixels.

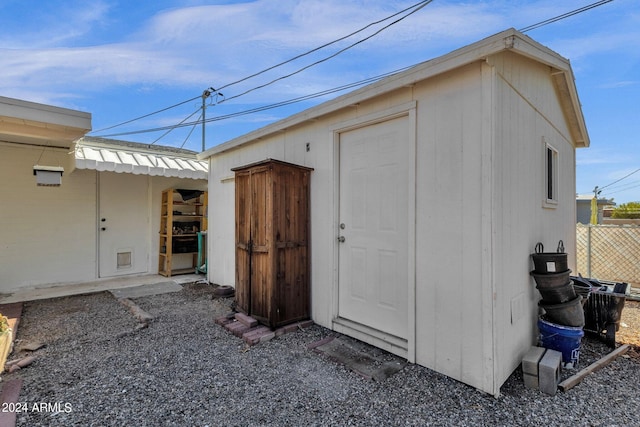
[
  {"left": 234, "top": 159, "right": 312, "bottom": 327},
  {"left": 338, "top": 116, "right": 410, "bottom": 339},
  {"left": 235, "top": 164, "right": 273, "bottom": 322},
  {"left": 235, "top": 169, "right": 252, "bottom": 315},
  {"left": 272, "top": 165, "right": 311, "bottom": 325}
]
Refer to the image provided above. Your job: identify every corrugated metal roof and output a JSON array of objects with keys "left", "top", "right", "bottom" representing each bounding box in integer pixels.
[{"left": 73, "top": 137, "right": 208, "bottom": 180}]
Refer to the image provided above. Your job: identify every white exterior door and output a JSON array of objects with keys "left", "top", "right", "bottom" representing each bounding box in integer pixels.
[
  {"left": 338, "top": 116, "right": 409, "bottom": 339},
  {"left": 99, "top": 172, "right": 149, "bottom": 277}
]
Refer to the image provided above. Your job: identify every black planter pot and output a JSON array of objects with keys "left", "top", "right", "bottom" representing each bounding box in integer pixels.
[
  {"left": 538, "top": 281, "right": 576, "bottom": 304},
  {"left": 539, "top": 295, "right": 585, "bottom": 327},
  {"left": 531, "top": 269, "right": 571, "bottom": 289},
  {"left": 531, "top": 241, "right": 568, "bottom": 273}
]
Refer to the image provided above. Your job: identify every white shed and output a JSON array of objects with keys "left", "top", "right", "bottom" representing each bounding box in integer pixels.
[
  {"left": 0, "top": 97, "right": 207, "bottom": 297},
  {"left": 200, "top": 29, "right": 589, "bottom": 396}
]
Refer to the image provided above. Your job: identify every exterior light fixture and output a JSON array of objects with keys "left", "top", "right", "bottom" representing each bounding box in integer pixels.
[{"left": 33, "top": 165, "right": 64, "bottom": 186}]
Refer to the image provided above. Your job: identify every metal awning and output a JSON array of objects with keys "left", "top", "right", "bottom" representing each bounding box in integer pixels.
[{"left": 73, "top": 137, "right": 208, "bottom": 180}]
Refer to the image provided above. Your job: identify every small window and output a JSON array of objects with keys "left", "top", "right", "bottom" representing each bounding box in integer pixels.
[{"left": 543, "top": 138, "right": 558, "bottom": 207}]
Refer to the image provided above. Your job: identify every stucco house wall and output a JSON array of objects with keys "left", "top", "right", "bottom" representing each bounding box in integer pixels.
[{"left": 0, "top": 97, "right": 207, "bottom": 296}]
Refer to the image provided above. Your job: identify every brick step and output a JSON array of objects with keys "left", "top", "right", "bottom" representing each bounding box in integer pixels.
[
  {"left": 235, "top": 312, "right": 258, "bottom": 328},
  {"left": 216, "top": 312, "right": 315, "bottom": 346}
]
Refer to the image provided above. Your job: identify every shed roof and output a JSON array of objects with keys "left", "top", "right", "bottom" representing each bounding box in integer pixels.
[
  {"left": 73, "top": 137, "right": 208, "bottom": 180},
  {"left": 199, "top": 28, "right": 589, "bottom": 160}
]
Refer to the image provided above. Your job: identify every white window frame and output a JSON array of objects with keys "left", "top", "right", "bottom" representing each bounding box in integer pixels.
[{"left": 543, "top": 137, "right": 558, "bottom": 208}]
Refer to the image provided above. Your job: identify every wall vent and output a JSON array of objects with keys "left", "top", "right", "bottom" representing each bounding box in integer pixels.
[{"left": 117, "top": 251, "right": 132, "bottom": 269}]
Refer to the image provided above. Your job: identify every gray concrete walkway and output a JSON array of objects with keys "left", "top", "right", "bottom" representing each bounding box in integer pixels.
[{"left": 0, "top": 273, "right": 205, "bottom": 304}]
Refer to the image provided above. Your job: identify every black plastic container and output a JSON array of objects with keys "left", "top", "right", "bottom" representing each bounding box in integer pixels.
[
  {"left": 539, "top": 295, "right": 585, "bottom": 327},
  {"left": 531, "top": 241, "right": 568, "bottom": 273},
  {"left": 531, "top": 269, "right": 571, "bottom": 289},
  {"left": 538, "top": 281, "right": 577, "bottom": 304}
]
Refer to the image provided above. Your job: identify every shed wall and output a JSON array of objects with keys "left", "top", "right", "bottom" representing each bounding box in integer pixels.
[
  {"left": 205, "top": 54, "right": 581, "bottom": 396},
  {"left": 489, "top": 51, "right": 578, "bottom": 388},
  {"left": 412, "top": 62, "right": 494, "bottom": 392}
]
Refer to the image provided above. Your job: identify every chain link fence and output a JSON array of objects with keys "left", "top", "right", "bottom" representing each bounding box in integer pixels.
[{"left": 576, "top": 224, "right": 640, "bottom": 287}]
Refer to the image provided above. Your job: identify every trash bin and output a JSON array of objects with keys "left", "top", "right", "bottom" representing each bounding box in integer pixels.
[{"left": 583, "top": 281, "right": 628, "bottom": 347}]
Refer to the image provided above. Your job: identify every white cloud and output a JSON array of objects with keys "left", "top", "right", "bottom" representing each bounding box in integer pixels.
[
  {"left": 0, "top": 0, "right": 636, "bottom": 111},
  {"left": 0, "top": 0, "right": 112, "bottom": 48}
]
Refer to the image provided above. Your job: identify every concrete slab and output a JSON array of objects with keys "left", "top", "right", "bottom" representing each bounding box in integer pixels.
[
  {"left": 109, "top": 281, "right": 183, "bottom": 299},
  {"left": 0, "top": 274, "right": 204, "bottom": 304},
  {"left": 311, "top": 335, "right": 407, "bottom": 381}
]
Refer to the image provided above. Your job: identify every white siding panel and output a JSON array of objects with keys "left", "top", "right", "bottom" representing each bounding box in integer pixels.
[
  {"left": 0, "top": 143, "right": 97, "bottom": 290},
  {"left": 490, "top": 52, "right": 578, "bottom": 389},
  {"left": 413, "top": 63, "right": 492, "bottom": 392}
]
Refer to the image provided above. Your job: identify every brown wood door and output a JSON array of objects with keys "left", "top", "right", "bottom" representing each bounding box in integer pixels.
[
  {"left": 272, "top": 166, "right": 310, "bottom": 325},
  {"left": 234, "top": 170, "right": 252, "bottom": 314},
  {"left": 234, "top": 159, "right": 312, "bottom": 327},
  {"left": 248, "top": 166, "right": 272, "bottom": 323},
  {"left": 235, "top": 164, "right": 273, "bottom": 323}
]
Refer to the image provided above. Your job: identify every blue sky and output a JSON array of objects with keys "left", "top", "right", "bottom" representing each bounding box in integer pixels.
[{"left": 1, "top": 0, "right": 638, "bottom": 203}]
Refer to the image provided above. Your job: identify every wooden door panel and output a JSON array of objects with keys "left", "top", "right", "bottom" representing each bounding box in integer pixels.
[{"left": 235, "top": 172, "right": 251, "bottom": 314}]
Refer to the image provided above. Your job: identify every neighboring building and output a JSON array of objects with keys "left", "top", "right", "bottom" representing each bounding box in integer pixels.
[
  {"left": 576, "top": 194, "right": 615, "bottom": 224},
  {"left": 0, "top": 97, "right": 207, "bottom": 295},
  {"left": 200, "top": 29, "right": 590, "bottom": 396}
]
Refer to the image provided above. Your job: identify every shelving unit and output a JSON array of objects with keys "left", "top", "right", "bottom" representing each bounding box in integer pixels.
[{"left": 158, "top": 189, "right": 208, "bottom": 277}]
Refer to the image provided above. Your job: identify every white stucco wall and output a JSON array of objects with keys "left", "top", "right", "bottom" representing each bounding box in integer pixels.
[
  {"left": 0, "top": 142, "right": 97, "bottom": 291},
  {"left": 0, "top": 143, "right": 207, "bottom": 293}
]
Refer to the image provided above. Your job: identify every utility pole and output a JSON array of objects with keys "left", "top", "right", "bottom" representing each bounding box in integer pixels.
[
  {"left": 201, "top": 88, "right": 212, "bottom": 152},
  {"left": 590, "top": 186, "right": 600, "bottom": 225}
]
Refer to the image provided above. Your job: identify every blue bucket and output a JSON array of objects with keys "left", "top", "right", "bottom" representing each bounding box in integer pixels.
[{"left": 538, "top": 318, "right": 584, "bottom": 368}]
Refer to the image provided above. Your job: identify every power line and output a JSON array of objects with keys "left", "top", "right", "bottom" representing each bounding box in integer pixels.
[
  {"left": 220, "top": 0, "right": 433, "bottom": 103},
  {"left": 519, "top": 0, "right": 614, "bottom": 32},
  {"left": 90, "top": 95, "right": 200, "bottom": 134},
  {"left": 94, "top": 0, "right": 615, "bottom": 142},
  {"left": 90, "top": 1, "right": 432, "bottom": 136},
  {"left": 179, "top": 112, "right": 203, "bottom": 149},
  {"left": 217, "top": 0, "right": 433, "bottom": 93},
  {"left": 148, "top": 107, "right": 202, "bottom": 145},
  {"left": 96, "top": 66, "right": 412, "bottom": 138},
  {"left": 599, "top": 168, "right": 640, "bottom": 191},
  {"left": 603, "top": 178, "right": 640, "bottom": 192}
]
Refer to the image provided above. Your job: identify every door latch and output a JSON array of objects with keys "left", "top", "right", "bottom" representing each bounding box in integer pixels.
[{"left": 337, "top": 236, "right": 345, "bottom": 243}]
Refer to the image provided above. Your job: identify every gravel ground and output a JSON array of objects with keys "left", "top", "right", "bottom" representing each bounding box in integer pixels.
[{"left": 4, "top": 282, "right": 640, "bottom": 427}]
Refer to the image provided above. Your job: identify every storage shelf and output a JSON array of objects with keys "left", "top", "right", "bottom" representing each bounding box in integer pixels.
[
  {"left": 159, "top": 263, "right": 200, "bottom": 275},
  {"left": 158, "top": 189, "right": 207, "bottom": 277}
]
